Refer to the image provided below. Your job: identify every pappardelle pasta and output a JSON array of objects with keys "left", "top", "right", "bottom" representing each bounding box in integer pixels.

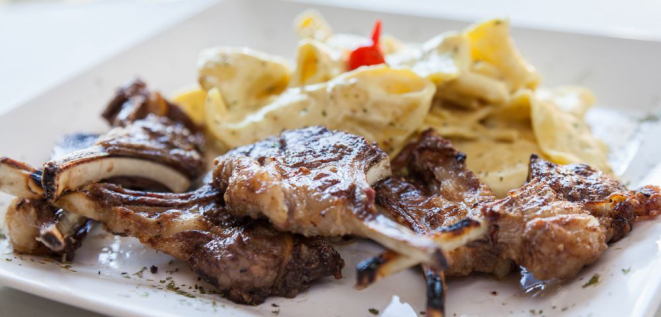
[{"left": 173, "top": 10, "right": 610, "bottom": 197}]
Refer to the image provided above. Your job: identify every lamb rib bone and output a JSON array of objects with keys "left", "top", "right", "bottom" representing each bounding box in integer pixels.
[
  {"left": 356, "top": 218, "right": 487, "bottom": 286},
  {"left": 0, "top": 156, "right": 95, "bottom": 256},
  {"left": 42, "top": 114, "right": 203, "bottom": 202},
  {"left": 37, "top": 114, "right": 204, "bottom": 251},
  {"left": 42, "top": 145, "right": 191, "bottom": 200},
  {"left": 43, "top": 78, "right": 205, "bottom": 202},
  {"left": 1, "top": 118, "right": 202, "bottom": 253},
  {"left": 39, "top": 79, "right": 205, "bottom": 250},
  {"left": 4, "top": 196, "right": 93, "bottom": 259},
  {"left": 0, "top": 157, "right": 44, "bottom": 200}
]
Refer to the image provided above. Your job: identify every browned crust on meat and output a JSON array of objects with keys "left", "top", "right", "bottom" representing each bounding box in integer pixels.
[
  {"left": 528, "top": 154, "right": 626, "bottom": 202},
  {"left": 100, "top": 79, "right": 204, "bottom": 174},
  {"left": 213, "top": 126, "right": 390, "bottom": 235},
  {"left": 74, "top": 183, "right": 344, "bottom": 304},
  {"left": 95, "top": 115, "right": 205, "bottom": 178},
  {"left": 102, "top": 78, "right": 201, "bottom": 135},
  {"left": 375, "top": 129, "right": 512, "bottom": 277},
  {"left": 375, "top": 129, "right": 661, "bottom": 281},
  {"left": 481, "top": 155, "right": 661, "bottom": 280}
]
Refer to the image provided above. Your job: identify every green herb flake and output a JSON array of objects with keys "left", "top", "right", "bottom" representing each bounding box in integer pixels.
[
  {"left": 368, "top": 308, "right": 379, "bottom": 315},
  {"left": 582, "top": 274, "right": 600, "bottom": 288},
  {"left": 166, "top": 281, "right": 196, "bottom": 298},
  {"left": 60, "top": 264, "right": 77, "bottom": 272},
  {"left": 622, "top": 267, "right": 631, "bottom": 274},
  {"left": 133, "top": 266, "right": 148, "bottom": 278}
]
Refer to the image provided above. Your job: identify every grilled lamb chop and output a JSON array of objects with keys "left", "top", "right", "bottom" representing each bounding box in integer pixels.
[
  {"left": 5, "top": 197, "right": 91, "bottom": 258},
  {"left": 1, "top": 80, "right": 206, "bottom": 256},
  {"left": 1, "top": 130, "right": 179, "bottom": 258},
  {"left": 490, "top": 156, "right": 661, "bottom": 279},
  {"left": 361, "top": 129, "right": 509, "bottom": 316},
  {"left": 102, "top": 78, "right": 201, "bottom": 135},
  {"left": 358, "top": 130, "right": 661, "bottom": 315},
  {"left": 55, "top": 183, "right": 344, "bottom": 304},
  {"left": 43, "top": 79, "right": 204, "bottom": 202},
  {"left": 42, "top": 114, "right": 204, "bottom": 201},
  {"left": 2, "top": 134, "right": 98, "bottom": 258},
  {"left": 369, "top": 130, "right": 512, "bottom": 279},
  {"left": 1, "top": 129, "right": 346, "bottom": 304},
  {"left": 213, "top": 126, "right": 445, "bottom": 267},
  {"left": 1, "top": 156, "right": 345, "bottom": 304}
]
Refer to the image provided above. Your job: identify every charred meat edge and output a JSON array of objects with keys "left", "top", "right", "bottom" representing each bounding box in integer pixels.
[
  {"left": 357, "top": 155, "right": 661, "bottom": 288},
  {"left": 56, "top": 183, "right": 344, "bottom": 304},
  {"left": 213, "top": 126, "right": 452, "bottom": 270}
]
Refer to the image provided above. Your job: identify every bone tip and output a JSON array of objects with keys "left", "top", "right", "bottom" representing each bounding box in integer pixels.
[
  {"left": 425, "top": 272, "right": 445, "bottom": 317},
  {"left": 425, "top": 307, "right": 444, "bottom": 317},
  {"left": 38, "top": 229, "right": 66, "bottom": 252},
  {"left": 355, "top": 267, "right": 378, "bottom": 289},
  {"left": 355, "top": 256, "right": 386, "bottom": 289}
]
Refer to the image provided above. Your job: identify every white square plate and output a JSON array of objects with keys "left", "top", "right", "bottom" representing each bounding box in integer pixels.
[{"left": 1, "top": 0, "right": 661, "bottom": 316}]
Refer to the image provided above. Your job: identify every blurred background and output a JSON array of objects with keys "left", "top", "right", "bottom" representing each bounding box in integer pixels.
[
  {"left": 2, "top": 0, "right": 661, "bottom": 116},
  {"left": 0, "top": 0, "right": 660, "bottom": 316}
]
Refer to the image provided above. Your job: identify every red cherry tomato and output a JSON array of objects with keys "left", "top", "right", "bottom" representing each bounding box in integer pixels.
[{"left": 348, "top": 20, "right": 386, "bottom": 71}]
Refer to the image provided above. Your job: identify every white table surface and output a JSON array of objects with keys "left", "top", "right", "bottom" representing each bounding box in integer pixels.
[{"left": 1, "top": 0, "right": 660, "bottom": 316}]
